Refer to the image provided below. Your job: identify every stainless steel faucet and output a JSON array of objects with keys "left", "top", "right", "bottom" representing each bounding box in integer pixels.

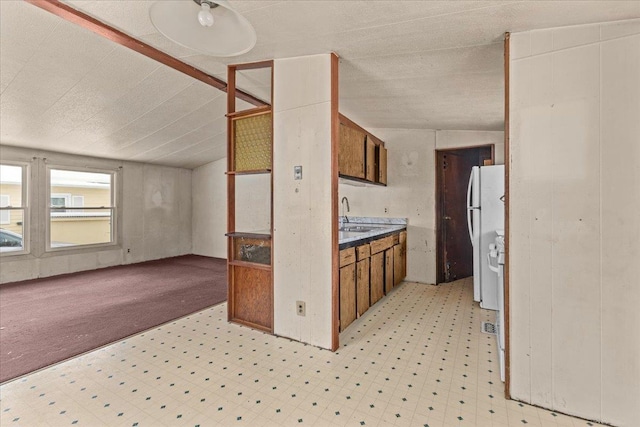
[{"left": 341, "top": 196, "right": 350, "bottom": 223}]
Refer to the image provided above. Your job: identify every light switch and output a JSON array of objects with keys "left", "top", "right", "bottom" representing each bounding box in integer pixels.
[{"left": 294, "top": 165, "right": 302, "bottom": 180}]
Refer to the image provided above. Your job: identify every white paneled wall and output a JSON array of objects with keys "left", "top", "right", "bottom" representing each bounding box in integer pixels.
[
  {"left": 509, "top": 19, "right": 640, "bottom": 427},
  {"left": 192, "top": 158, "right": 226, "bottom": 259},
  {"left": 339, "top": 129, "right": 503, "bottom": 284},
  {"left": 0, "top": 145, "right": 192, "bottom": 284},
  {"left": 273, "top": 54, "right": 334, "bottom": 349}
]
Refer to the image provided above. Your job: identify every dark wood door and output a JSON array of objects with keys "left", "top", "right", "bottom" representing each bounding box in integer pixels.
[{"left": 436, "top": 147, "right": 493, "bottom": 283}]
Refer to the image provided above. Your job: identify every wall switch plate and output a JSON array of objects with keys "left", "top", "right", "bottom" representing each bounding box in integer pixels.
[
  {"left": 296, "top": 301, "right": 306, "bottom": 316},
  {"left": 294, "top": 166, "right": 302, "bottom": 180}
]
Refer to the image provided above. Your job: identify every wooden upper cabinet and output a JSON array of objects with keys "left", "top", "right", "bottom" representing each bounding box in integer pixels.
[
  {"left": 377, "top": 145, "right": 388, "bottom": 185},
  {"left": 365, "top": 138, "right": 376, "bottom": 182},
  {"left": 338, "top": 124, "right": 366, "bottom": 179},
  {"left": 338, "top": 114, "right": 387, "bottom": 186}
]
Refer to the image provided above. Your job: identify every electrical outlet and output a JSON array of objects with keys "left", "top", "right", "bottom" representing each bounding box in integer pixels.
[
  {"left": 296, "top": 301, "right": 306, "bottom": 316},
  {"left": 384, "top": 207, "right": 388, "bottom": 213},
  {"left": 294, "top": 165, "right": 302, "bottom": 180},
  {"left": 127, "top": 248, "right": 131, "bottom": 253}
]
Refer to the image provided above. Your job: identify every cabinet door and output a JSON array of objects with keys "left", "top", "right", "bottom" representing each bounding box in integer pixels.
[
  {"left": 339, "top": 125, "right": 366, "bottom": 179},
  {"left": 365, "top": 138, "right": 376, "bottom": 182},
  {"left": 356, "top": 258, "right": 370, "bottom": 316},
  {"left": 393, "top": 244, "right": 403, "bottom": 286},
  {"left": 339, "top": 263, "right": 357, "bottom": 332},
  {"left": 370, "top": 252, "right": 384, "bottom": 305},
  {"left": 385, "top": 248, "right": 394, "bottom": 294},
  {"left": 400, "top": 231, "right": 407, "bottom": 279},
  {"left": 378, "top": 145, "right": 388, "bottom": 185},
  {"left": 231, "top": 265, "right": 272, "bottom": 331}
]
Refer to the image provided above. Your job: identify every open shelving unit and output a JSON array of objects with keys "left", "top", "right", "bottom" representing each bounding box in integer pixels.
[{"left": 226, "top": 61, "right": 274, "bottom": 333}]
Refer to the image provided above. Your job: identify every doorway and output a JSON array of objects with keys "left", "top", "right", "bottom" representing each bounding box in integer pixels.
[{"left": 436, "top": 146, "right": 493, "bottom": 284}]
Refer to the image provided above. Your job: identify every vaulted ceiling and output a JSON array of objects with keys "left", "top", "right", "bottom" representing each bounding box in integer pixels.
[{"left": 1, "top": 1, "right": 639, "bottom": 169}]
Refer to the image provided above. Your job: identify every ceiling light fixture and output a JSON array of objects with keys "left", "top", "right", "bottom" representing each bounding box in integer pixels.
[{"left": 150, "top": 0, "right": 256, "bottom": 57}]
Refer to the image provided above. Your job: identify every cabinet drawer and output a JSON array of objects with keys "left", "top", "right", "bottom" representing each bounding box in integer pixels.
[
  {"left": 356, "top": 244, "right": 371, "bottom": 260},
  {"left": 370, "top": 235, "right": 395, "bottom": 254},
  {"left": 340, "top": 247, "right": 356, "bottom": 267}
]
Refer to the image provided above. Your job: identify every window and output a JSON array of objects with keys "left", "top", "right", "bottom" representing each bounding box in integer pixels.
[
  {"left": 50, "top": 194, "right": 71, "bottom": 209},
  {"left": 48, "top": 168, "right": 115, "bottom": 250},
  {"left": 0, "top": 163, "right": 27, "bottom": 255}
]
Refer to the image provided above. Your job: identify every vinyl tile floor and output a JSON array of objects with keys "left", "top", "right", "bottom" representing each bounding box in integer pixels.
[{"left": 0, "top": 278, "right": 605, "bottom": 427}]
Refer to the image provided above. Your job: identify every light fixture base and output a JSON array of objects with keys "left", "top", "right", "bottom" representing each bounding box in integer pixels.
[{"left": 193, "top": 0, "right": 219, "bottom": 10}]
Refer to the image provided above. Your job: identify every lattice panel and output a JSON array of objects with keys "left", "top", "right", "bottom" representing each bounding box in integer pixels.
[{"left": 234, "top": 113, "right": 272, "bottom": 171}]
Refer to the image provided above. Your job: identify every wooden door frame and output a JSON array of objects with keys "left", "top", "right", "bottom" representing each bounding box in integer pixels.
[
  {"left": 434, "top": 145, "right": 494, "bottom": 285},
  {"left": 504, "top": 32, "right": 512, "bottom": 399}
]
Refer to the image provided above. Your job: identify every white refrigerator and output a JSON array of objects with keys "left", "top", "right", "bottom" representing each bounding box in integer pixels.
[{"left": 466, "top": 165, "right": 504, "bottom": 310}]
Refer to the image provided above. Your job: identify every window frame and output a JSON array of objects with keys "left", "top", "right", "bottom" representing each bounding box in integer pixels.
[
  {"left": 45, "top": 165, "right": 118, "bottom": 252},
  {"left": 0, "top": 161, "right": 30, "bottom": 256}
]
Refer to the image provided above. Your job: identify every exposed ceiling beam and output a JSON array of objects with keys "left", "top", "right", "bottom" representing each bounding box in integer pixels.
[{"left": 23, "top": 0, "right": 267, "bottom": 107}]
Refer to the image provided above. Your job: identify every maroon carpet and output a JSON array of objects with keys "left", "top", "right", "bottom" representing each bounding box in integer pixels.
[{"left": 0, "top": 255, "right": 227, "bottom": 383}]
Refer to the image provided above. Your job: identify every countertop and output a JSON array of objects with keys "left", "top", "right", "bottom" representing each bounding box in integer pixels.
[{"left": 338, "top": 217, "right": 407, "bottom": 250}]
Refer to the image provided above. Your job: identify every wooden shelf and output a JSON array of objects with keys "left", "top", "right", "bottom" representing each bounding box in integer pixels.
[
  {"left": 226, "top": 232, "right": 271, "bottom": 239},
  {"left": 226, "top": 105, "right": 271, "bottom": 119},
  {"left": 228, "top": 260, "right": 272, "bottom": 270},
  {"left": 226, "top": 169, "right": 271, "bottom": 175}
]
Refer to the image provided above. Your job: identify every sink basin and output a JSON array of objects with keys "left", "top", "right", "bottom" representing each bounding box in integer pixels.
[{"left": 339, "top": 225, "right": 375, "bottom": 232}]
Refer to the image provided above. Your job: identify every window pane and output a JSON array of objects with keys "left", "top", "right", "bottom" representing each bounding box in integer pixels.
[
  {"left": 50, "top": 209, "right": 112, "bottom": 247},
  {"left": 50, "top": 196, "right": 68, "bottom": 208},
  {"left": 0, "top": 164, "right": 23, "bottom": 207},
  {"left": 0, "top": 210, "right": 24, "bottom": 253},
  {"left": 50, "top": 169, "right": 111, "bottom": 208}
]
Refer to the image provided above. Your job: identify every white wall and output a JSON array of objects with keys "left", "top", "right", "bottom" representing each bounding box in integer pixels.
[
  {"left": 273, "top": 54, "right": 334, "bottom": 349},
  {"left": 509, "top": 19, "right": 640, "bottom": 427},
  {"left": 192, "top": 158, "right": 226, "bottom": 258},
  {"left": 340, "top": 129, "right": 503, "bottom": 284},
  {"left": 0, "top": 145, "right": 192, "bottom": 283}
]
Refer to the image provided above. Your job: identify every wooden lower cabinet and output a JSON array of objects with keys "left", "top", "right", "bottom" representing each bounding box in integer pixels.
[
  {"left": 356, "top": 258, "right": 370, "bottom": 316},
  {"left": 339, "top": 263, "right": 356, "bottom": 332},
  {"left": 384, "top": 248, "right": 394, "bottom": 294},
  {"left": 338, "top": 230, "right": 406, "bottom": 333},
  {"left": 370, "top": 252, "right": 385, "bottom": 305},
  {"left": 393, "top": 244, "right": 403, "bottom": 286},
  {"left": 393, "top": 231, "right": 408, "bottom": 286}
]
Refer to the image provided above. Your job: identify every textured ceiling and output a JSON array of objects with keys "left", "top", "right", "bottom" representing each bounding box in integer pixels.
[{"left": 1, "top": 1, "right": 639, "bottom": 169}]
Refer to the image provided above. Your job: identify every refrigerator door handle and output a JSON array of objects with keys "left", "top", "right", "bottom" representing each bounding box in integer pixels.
[{"left": 467, "top": 169, "right": 474, "bottom": 244}]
